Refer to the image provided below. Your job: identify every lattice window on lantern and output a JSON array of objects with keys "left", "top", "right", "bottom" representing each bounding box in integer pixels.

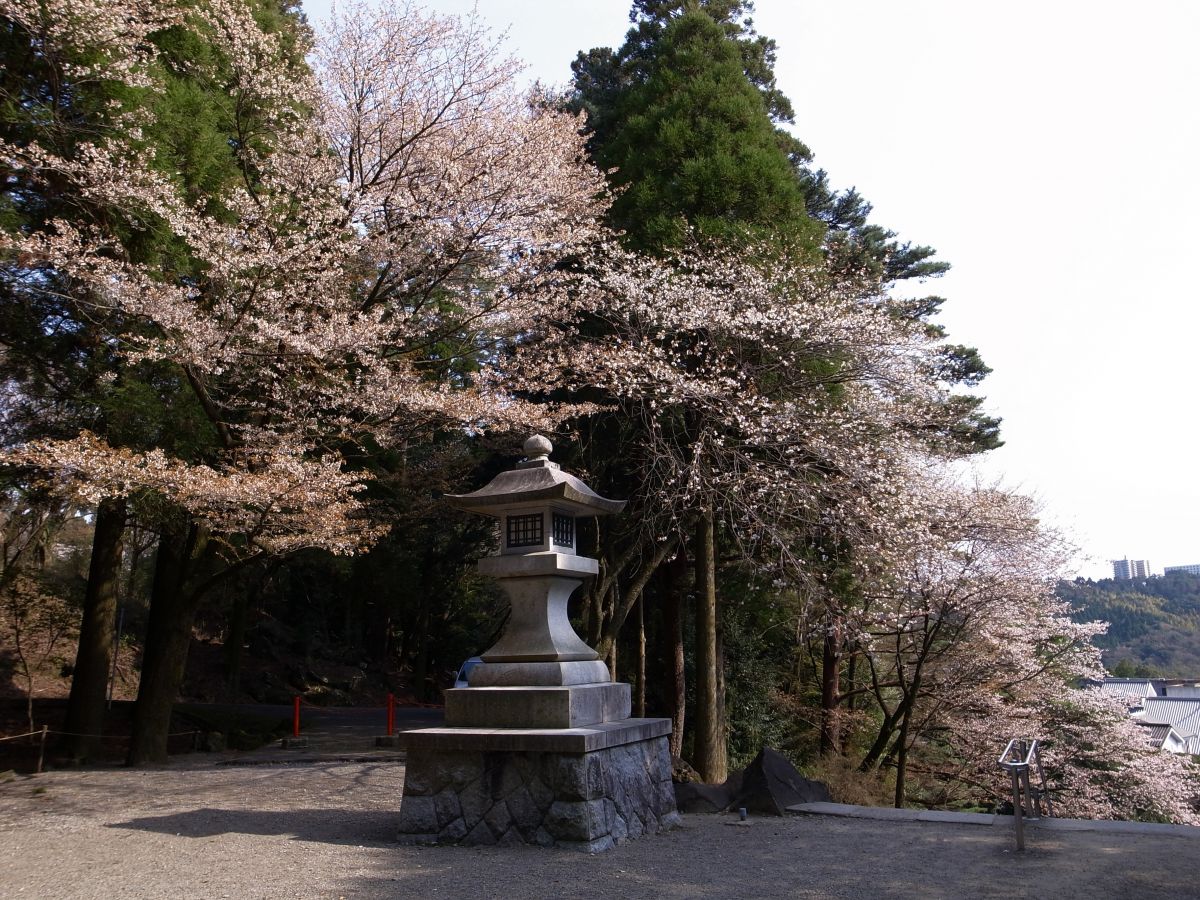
[
  {"left": 552, "top": 512, "right": 574, "bottom": 548},
  {"left": 506, "top": 513, "right": 544, "bottom": 548}
]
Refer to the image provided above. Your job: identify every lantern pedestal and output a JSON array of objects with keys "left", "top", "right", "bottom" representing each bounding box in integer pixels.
[{"left": 472, "top": 553, "right": 599, "bottom": 663}]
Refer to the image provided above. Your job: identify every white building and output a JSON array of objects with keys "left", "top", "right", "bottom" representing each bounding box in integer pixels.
[
  {"left": 1134, "top": 697, "right": 1200, "bottom": 755},
  {"left": 1101, "top": 678, "right": 1162, "bottom": 705},
  {"left": 1161, "top": 681, "right": 1200, "bottom": 699},
  {"left": 1163, "top": 563, "right": 1200, "bottom": 576},
  {"left": 1111, "top": 557, "right": 1151, "bottom": 580}
]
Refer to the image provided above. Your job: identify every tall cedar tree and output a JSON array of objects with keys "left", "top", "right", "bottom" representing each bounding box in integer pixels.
[
  {"left": 570, "top": 4, "right": 826, "bottom": 782},
  {"left": 592, "top": 11, "right": 821, "bottom": 253}
]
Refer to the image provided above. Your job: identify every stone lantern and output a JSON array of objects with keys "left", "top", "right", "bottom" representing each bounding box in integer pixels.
[
  {"left": 396, "top": 435, "right": 679, "bottom": 851},
  {"left": 441, "top": 435, "right": 622, "bottom": 724}
]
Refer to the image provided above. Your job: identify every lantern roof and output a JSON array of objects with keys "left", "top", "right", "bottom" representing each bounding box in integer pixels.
[{"left": 445, "top": 435, "right": 626, "bottom": 518}]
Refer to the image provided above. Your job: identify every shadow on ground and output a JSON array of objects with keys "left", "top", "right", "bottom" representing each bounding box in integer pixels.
[{"left": 109, "top": 806, "right": 398, "bottom": 846}]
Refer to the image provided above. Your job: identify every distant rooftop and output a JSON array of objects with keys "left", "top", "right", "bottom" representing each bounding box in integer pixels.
[
  {"left": 1137, "top": 697, "right": 1200, "bottom": 739},
  {"left": 1137, "top": 723, "right": 1173, "bottom": 742},
  {"left": 1100, "top": 678, "right": 1161, "bottom": 699}
]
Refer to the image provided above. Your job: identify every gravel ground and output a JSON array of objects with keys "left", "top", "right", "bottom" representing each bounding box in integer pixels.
[{"left": 0, "top": 760, "right": 1195, "bottom": 899}]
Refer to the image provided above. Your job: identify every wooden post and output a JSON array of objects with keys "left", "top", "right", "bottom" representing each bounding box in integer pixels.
[
  {"left": 1011, "top": 767, "right": 1025, "bottom": 851},
  {"left": 1020, "top": 766, "right": 1036, "bottom": 819},
  {"left": 292, "top": 696, "right": 301, "bottom": 737},
  {"left": 636, "top": 595, "right": 646, "bottom": 719},
  {"left": 37, "top": 725, "right": 47, "bottom": 774}
]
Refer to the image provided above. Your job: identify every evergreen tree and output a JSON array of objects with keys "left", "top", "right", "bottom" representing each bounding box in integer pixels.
[
  {"left": 567, "top": 6, "right": 829, "bottom": 782},
  {"left": 0, "top": 0, "right": 242, "bottom": 759},
  {"left": 2, "top": 0, "right": 324, "bottom": 762},
  {"left": 595, "top": 11, "right": 820, "bottom": 253}
]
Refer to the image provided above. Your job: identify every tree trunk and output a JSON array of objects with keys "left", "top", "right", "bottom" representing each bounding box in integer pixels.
[
  {"left": 635, "top": 593, "right": 646, "bottom": 718},
  {"left": 890, "top": 664, "right": 923, "bottom": 807},
  {"left": 127, "top": 521, "right": 205, "bottom": 766},
  {"left": 692, "top": 510, "right": 726, "bottom": 783},
  {"left": 595, "top": 535, "right": 678, "bottom": 663},
  {"left": 413, "top": 593, "right": 431, "bottom": 702},
  {"left": 859, "top": 701, "right": 904, "bottom": 772},
  {"left": 224, "top": 563, "right": 275, "bottom": 698},
  {"left": 63, "top": 497, "right": 126, "bottom": 761},
  {"left": 663, "top": 550, "right": 687, "bottom": 760},
  {"left": 820, "top": 620, "right": 841, "bottom": 756},
  {"left": 223, "top": 592, "right": 248, "bottom": 696},
  {"left": 893, "top": 706, "right": 912, "bottom": 808}
]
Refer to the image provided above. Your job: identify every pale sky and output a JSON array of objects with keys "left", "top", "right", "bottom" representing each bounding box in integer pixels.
[{"left": 306, "top": 1, "right": 1200, "bottom": 580}]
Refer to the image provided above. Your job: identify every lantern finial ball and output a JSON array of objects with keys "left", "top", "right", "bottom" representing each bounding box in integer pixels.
[{"left": 523, "top": 434, "right": 553, "bottom": 460}]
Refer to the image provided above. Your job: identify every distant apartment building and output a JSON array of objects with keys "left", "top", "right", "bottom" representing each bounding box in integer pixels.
[
  {"left": 1163, "top": 563, "right": 1200, "bottom": 576},
  {"left": 1111, "top": 557, "right": 1151, "bottom": 580}
]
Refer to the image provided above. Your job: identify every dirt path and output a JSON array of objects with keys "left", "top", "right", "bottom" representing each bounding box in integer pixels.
[{"left": 0, "top": 761, "right": 1194, "bottom": 899}]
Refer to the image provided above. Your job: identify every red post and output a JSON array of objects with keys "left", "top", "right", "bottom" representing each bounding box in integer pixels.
[
  {"left": 386, "top": 693, "right": 395, "bottom": 736},
  {"left": 292, "top": 696, "right": 301, "bottom": 737}
]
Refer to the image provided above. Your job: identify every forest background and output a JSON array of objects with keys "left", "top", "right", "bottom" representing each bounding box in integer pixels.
[{"left": 1, "top": 0, "right": 1197, "bottom": 825}]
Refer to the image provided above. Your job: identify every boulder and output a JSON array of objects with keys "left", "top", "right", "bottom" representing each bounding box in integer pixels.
[
  {"left": 673, "top": 780, "right": 734, "bottom": 814},
  {"left": 672, "top": 765, "right": 743, "bottom": 813},
  {"left": 729, "top": 747, "right": 831, "bottom": 816}
]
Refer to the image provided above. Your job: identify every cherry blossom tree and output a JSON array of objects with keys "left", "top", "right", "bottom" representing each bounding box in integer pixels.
[
  {"left": 1030, "top": 688, "right": 1200, "bottom": 824},
  {"left": 848, "top": 478, "right": 1199, "bottom": 822},
  {"left": 512, "top": 237, "right": 960, "bottom": 779},
  {"left": 851, "top": 482, "right": 1089, "bottom": 800},
  {"left": 0, "top": 0, "right": 612, "bottom": 761}
]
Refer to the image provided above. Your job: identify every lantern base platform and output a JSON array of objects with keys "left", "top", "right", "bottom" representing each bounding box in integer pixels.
[
  {"left": 468, "top": 659, "right": 610, "bottom": 687},
  {"left": 445, "top": 682, "right": 630, "bottom": 729},
  {"left": 396, "top": 718, "right": 678, "bottom": 851}
]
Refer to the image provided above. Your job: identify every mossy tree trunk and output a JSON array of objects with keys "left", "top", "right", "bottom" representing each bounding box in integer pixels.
[{"left": 692, "top": 509, "right": 726, "bottom": 783}]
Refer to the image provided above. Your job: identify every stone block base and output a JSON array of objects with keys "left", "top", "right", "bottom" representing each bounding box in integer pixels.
[
  {"left": 444, "top": 682, "right": 631, "bottom": 728},
  {"left": 397, "top": 720, "right": 678, "bottom": 851}
]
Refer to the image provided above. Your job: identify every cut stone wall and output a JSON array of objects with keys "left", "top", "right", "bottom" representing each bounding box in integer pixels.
[{"left": 398, "top": 734, "right": 679, "bottom": 852}]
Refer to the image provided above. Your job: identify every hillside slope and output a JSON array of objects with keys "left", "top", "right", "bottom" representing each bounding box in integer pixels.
[{"left": 1059, "top": 572, "right": 1200, "bottom": 675}]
